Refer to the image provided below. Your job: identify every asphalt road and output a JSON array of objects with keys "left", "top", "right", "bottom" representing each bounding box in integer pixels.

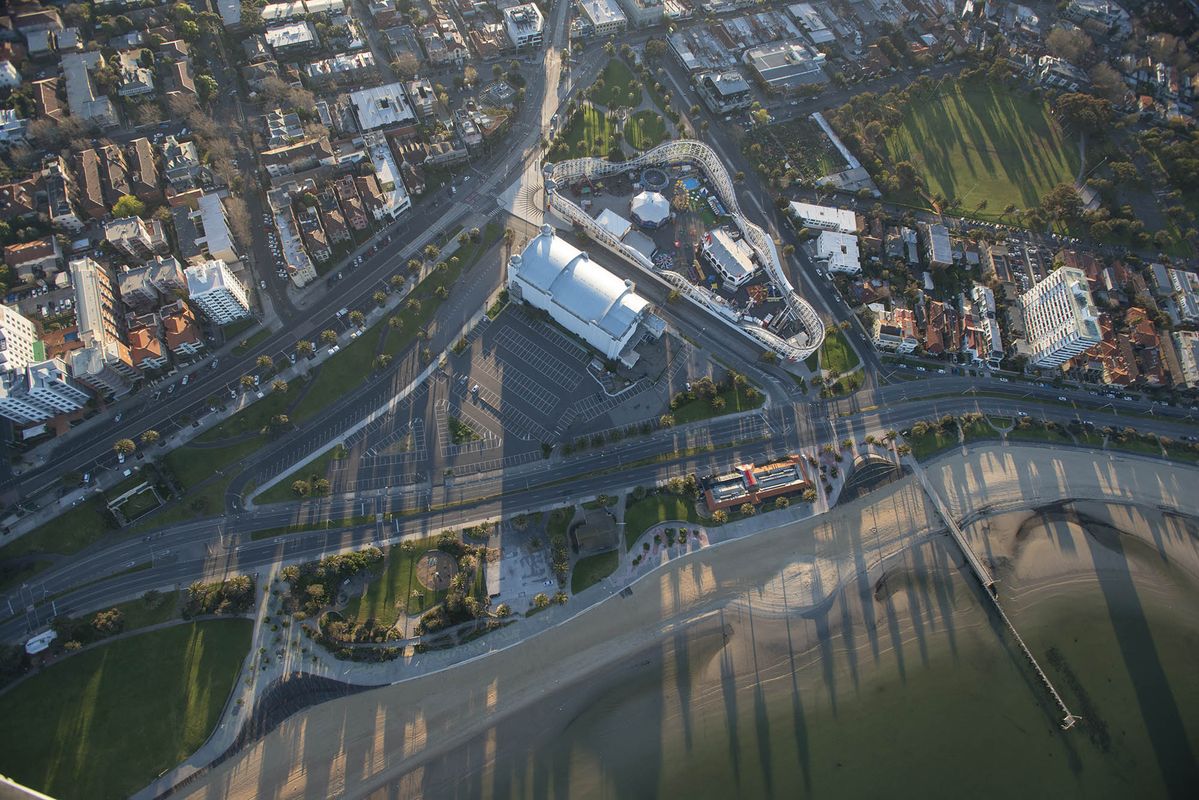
[
  {"left": 5, "top": 374, "right": 1197, "bottom": 642},
  {"left": 6, "top": 21, "right": 1199, "bottom": 642},
  {"left": 0, "top": 6, "right": 571, "bottom": 507}
]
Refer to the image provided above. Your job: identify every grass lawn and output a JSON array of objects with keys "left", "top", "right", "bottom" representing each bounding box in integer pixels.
[
  {"left": 882, "top": 79, "right": 1080, "bottom": 220},
  {"left": 0, "top": 619, "right": 251, "bottom": 800},
  {"left": 1006, "top": 422, "right": 1073, "bottom": 445},
  {"left": 164, "top": 438, "right": 263, "bottom": 491},
  {"left": 109, "top": 589, "right": 180, "bottom": 632},
  {"left": 549, "top": 105, "right": 615, "bottom": 161},
  {"left": 571, "top": 550, "right": 618, "bottom": 594},
  {"left": 115, "top": 487, "right": 163, "bottom": 521},
  {"left": 0, "top": 498, "right": 113, "bottom": 559},
  {"left": 623, "top": 493, "right": 702, "bottom": 551},
  {"left": 672, "top": 383, "right": 765, "bottom": 425},
  {"left": 626, "top": 110, "right": 666, "bottom": 150},
  {"left": 812, "top": 328, "right": 860, "bottom": 374},
  {"left": 255, "top": 445, "right": 345, "bottom": 505},
  {"left": 594, "top": 58, "right": 641, "bottom": 109},
  {"left": 230, "top": 328, "right": 270, "bottom": 356},
  {"left": 288, "top": 332, "right": 377, "bottom": 422},
  {"left": 129, "top": 476, "right": 232, "bottom": 532},
  {"left": 195, "top": 385, "right": 295, "bottom": 443},
  {"left": 908, "top": 427, "right": 959, "bottom": 461},
  {"left": 343, "top": 538, "right": 444, "bottom": 628}
]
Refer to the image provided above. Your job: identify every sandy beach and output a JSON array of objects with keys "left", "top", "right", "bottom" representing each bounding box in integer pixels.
[{"left": 177, "top": 444, "right": 1199, "bottom": 800}]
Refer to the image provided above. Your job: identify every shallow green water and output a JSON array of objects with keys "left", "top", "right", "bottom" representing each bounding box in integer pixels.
[{"left": 404, "top": 504, "right": 1199, "bottom": 799}]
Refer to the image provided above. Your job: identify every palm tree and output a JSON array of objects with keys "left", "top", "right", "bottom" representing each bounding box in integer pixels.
[
  {"left": 389, "top": 274, "right": 405, "bottom": 290},
  {"left": 255, "top": 354, "right": 273, "bottom": 371},
  {"left": 532, "top": 592, "right": 550, "bottom": 609},
  {"left": 296, "top": 340, "right": 314, "bottom": 358},
  {"left": 240, "top": 375, "right": 255, "bottom": 389},
  {"left": 434, "top": 285, "right": 449, "bottom": 299},
  {"left": 140, "top": 430, "right": 160, "bottom": 446},
  {"left": 348, "top": 310, "right": 365, "bottom": 327},
  {"left": 272, "top": 379, "right": 288, "bottom": 393},
  {"left": 407, "top": 298, "right": 421, "bottom": 313},
  {"left": 320, "top": 329, "right": 338, "bottom": 345},
  {"left": 373, "top": 290, "right": 387, "bottom": 306},
  {"left": 113, "top": 438, "right": 136, "bottom": 456},
  {"left": 388, "top": 315, "right": 402, "bottom": 329}
]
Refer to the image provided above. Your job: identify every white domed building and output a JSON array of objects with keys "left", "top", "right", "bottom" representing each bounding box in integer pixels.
[
  {"left": 629, "top": 191, "right": 671, "bottom": 230},
  {"left": 507, "top": 226, "right": 664, "bottom": 365}
]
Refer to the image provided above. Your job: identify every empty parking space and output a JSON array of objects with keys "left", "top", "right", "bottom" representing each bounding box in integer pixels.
[
  {"left": 470, "top": 354, "right": 561, "bottom": 416},
  {"left": 494, "top": 326, "right": 584, "bottom": 390}
]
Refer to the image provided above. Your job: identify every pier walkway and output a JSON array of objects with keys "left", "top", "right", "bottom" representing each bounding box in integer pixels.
[{"left": 905, "top": 455, "right": 1079, "bottom": 730}]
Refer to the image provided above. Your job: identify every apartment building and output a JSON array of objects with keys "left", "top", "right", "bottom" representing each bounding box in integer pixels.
[
  {"left": 104, "top": 216, "right": 170, "bottom": 261},
  {"left": 0, "top": 358, "right": 90, "bottom": 425},
  {"left": 69, "top": 257, "right": 139, "bottom": 396},
  {"left": 504, "top": 4, "right": 544, "bottom": 48},
  {"left": 160, "top": 300, "right": 204, "bottom": 358},
  {"left": 184, "top": 259, "right": 250, "bottom": 325},
  {"left": 0, "top": 305, "right": 40, "bottom": 375},
  {"left": 1020, "top": 266, "right": 1102, "bottom": 369}
]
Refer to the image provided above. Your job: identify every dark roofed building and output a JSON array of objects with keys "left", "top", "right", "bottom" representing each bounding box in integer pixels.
[{"left": 127, "top": 137, "right": 161, "bottom": 202}]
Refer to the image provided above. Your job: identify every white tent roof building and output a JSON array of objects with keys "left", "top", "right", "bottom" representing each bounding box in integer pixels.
[
  {"left": 630, "top": 191, "right": 670, "bottom": 228},
  {"left": 594, "top": 208, "right": 632, "bottom": 240},
  {"left": 507, "top": 226, "right": 663, "bottom": 364}
]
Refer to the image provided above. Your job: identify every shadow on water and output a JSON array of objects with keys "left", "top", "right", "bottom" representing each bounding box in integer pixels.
[
  {"left": 716, "top": 608, "right": 743, "bottom": 785},
  {"left": 1063, "top": 508, "right": 1199, "bottom": 797},
  {"left": 778, "top": 564, "right": 813, "bottom": 793}
]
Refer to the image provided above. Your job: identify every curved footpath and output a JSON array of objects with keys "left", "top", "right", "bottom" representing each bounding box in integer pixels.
[{"left": 163, "top": 443, "right": 1199, "bottom": 800}]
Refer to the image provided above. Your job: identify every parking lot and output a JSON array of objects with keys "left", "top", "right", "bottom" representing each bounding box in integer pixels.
[{"left": 308, "top": 305, "right": 692, "bottom": 496}]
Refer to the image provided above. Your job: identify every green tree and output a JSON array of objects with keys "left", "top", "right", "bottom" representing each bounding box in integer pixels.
[
  {"left": 196, "top": 74, "right": 219, "bottom": 103},
  {"left": 111, "top": 194, "right": 145, "bottom": 218}
]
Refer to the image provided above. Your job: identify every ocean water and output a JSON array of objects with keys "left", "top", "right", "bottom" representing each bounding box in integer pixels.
[{"left": 393, "top": 502, "right": 1199, "bottom": 800}]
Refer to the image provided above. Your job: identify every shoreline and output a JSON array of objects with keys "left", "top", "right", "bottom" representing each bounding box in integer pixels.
[{"left": 174, "top": 443, "right": 1199, "bottom": 798}]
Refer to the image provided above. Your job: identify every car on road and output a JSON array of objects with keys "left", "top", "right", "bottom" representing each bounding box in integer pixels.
[
  {"left": 1057, "top": 396, "right": 1068, "bottom": 401},
  {"left": 260, "top": 280, "right": 267, "bottom": 289},
  {"left": 182, "top": 375, "right": 189, "bottom": 386}
]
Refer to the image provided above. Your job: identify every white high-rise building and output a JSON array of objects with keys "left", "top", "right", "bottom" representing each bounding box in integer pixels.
[
  {"left": 0, "top": 358, "right": 90, "bottom": 425},
  {"left": 0, "top": 305, "right": 40, "bottom": 375},
  {"left": 1020, "top": 266, "right": 1102, "bottom": 369},
  {"left": 185, "top": 259, "right": 250, "bottom": 325}
]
